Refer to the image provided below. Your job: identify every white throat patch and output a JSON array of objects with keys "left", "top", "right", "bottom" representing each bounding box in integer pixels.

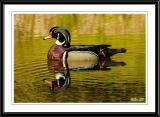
[{"left": 55, "top": 40, "right": 65, "bottom": 45}]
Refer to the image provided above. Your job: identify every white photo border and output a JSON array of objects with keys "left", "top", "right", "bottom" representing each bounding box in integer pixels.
[{"left": 4, "top": 4, "right": 155, "bottom": 112}]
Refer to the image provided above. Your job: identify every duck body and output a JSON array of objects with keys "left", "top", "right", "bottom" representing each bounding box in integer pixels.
[
  {"left": 47, "top": 44, "right": 126, "bottom": 71},
  {"left": 65, "top": 44, "right": 126, "bottom": 70}
]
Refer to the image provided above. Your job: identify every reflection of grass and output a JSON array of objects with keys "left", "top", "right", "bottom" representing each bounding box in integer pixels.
[
  {"left": 14, "top": 14, "right": 145, "bottom": 40},
  {"left": 14, "top": 34, "right": 145, "bottom": 103}
]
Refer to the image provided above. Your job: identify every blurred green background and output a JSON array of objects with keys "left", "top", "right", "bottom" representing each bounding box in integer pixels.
[{"left": 14, "top": 14, "right": 146, "bottom": 103}]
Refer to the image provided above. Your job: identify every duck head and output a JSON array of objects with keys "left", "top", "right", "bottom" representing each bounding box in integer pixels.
[
  {"left": 55, "top": 73, "right": 69, "bottom": 89},
  {"left": 47, "top": 72, "right": 70, "bottom": 92},
  {"left": 43, "top": 26, "right": 71, "bottom": 48}
]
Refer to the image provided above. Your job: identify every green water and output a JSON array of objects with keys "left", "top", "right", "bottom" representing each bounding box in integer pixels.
[
  {"left": 14, "top": 34, "right": 145, "bottom": 103},
  {"left": 14, "top": 14, "right": 145, "bottom": 103}
]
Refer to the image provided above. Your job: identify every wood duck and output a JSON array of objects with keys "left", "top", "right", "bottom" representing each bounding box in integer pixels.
[
  {"left": 43, "top": 26, "right": 126, "bottom": 65},
  {"left": 43, "top": 26, "right": 127, "bottom": 73},
  {"left": 43, "top": 26, "right": 126, "bottom": 92}
]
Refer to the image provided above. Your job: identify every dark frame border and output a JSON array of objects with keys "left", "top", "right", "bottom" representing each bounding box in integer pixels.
[{"left": 0, "top": 0, "right": 159, "bottom": 116}]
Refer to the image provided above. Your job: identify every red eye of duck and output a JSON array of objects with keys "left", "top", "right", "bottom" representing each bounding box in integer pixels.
[{"left": 54, "top": 30, "right": 57, "bottom": 33}]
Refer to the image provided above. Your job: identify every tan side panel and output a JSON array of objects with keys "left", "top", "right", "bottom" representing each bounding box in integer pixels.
[{"left": 67, "top": 51, "right": 98, "bottom": 69}]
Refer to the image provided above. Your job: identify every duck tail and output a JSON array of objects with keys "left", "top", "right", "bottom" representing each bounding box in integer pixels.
[
  {"left": 116, "top": 48, "right": 127, "bottom": 53},
  {"left": 102, "top": 48, "right": 127, "bottom": 57}
]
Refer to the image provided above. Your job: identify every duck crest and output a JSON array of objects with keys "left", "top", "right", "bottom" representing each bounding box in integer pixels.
[{"left": 57, "top": 26, "right": 66, "bottom": 30}]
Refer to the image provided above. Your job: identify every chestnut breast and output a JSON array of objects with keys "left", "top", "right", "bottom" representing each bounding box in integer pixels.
[
  {"left": 47, "top": 45, "right": 66, "bottom": 73},
  {"left": 47, "top": 45, "right": 66, "bottom": 61}
]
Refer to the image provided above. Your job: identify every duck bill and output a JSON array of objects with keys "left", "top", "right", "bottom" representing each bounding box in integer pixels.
[{"left": 43, "top": 35, "right": 52, "bottom": 40}]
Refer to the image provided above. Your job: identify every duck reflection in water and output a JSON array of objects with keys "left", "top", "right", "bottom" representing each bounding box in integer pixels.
[{"left": 43, "top": 26, "right": 126, "bottom": 92}]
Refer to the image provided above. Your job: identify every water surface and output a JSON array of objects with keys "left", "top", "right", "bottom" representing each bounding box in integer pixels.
[{"left": 14, "top": 14, "right": 145, "bottom": 103}]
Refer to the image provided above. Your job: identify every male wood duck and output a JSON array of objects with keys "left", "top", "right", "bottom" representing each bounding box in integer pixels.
[
  {"left": 44, "top": 26, "right": 126, "bottom": 67},
  {"left": 43, "top": 26, "right": 127, "bottom": 91}
]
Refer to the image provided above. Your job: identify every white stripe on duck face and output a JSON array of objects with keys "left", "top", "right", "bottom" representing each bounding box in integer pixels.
[
  {"left": 57, "top": 33, "right": 60, "bottom": 40},
  {"left": 67, "top": 36, "right": 70, "bottom": 43}
]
